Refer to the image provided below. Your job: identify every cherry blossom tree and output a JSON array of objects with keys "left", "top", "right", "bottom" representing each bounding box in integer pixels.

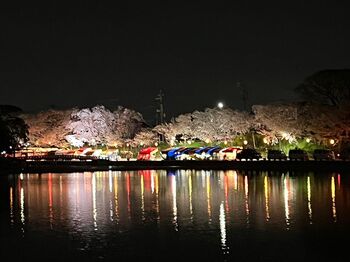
[
  {"left": 253, "top": 102, "right": 350, "bottom": 145},
  {"left": 65, "top": 105, "right": 146, "bottom": 146},
  {"left": 132, "top": 128, "right": 158, "bottom": 146},
  {"left": 252, "top": 103, "right": 300, "bottom": 144},
  {"left": 23, "top": 105, "right": 146, "bottom": 148},
  {"left": 22, "top": 109, "right": 71, "bottom": 147},
  {"left": 154, "top": 107, "right": 253, "bottom": 143}
]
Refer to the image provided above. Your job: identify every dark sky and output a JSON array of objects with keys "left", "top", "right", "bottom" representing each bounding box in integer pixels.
[{"left": 1, "top": 1, "right": 350, "bottom": 124}]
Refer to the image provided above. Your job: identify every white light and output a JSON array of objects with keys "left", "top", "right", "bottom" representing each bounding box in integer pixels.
[
  {"left": 219, "top": 202, "right": 227, "bottom": 252},
  {"left": 155, "top": 142, "right": 158, "bottom": 146},
  {"left": 217, "top": 102, "right": 224, "bottom": 109},
  {"left": 330, "top": 139, "right": 335, "bottom": 145},
  {"left": 306, "top": 138, "right": 311, "bottom": 143},
  {"left": 243, "top": 140, "right": 248, "bottom": 145}
]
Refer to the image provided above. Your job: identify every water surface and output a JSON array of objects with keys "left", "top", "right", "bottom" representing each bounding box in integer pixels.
[{"left": 1, "top": 170, "right": 349, "bottom": 261}]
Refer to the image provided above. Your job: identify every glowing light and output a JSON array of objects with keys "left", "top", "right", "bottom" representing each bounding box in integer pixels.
[
  {"left": 20, "top": 186, "right": 25, "bottom": 226},
  {"left": 10, "top": 187, "right": 14, "bottom": 225},
  {"left": 108, "top": 171, "right": 113, "bottom": 193},
  {"left": 48, "top": 174, "right": 53, "bottom": 228},
  {"left": 244, "top": 175, "right": 250, "bottom": 226},
  {"left": 306, "top": 138, "right": 311, "bottom": 143},
  {"left": 219, "top": 202, "right": 228, "bottom": 254},
  {"left": 244, "top": 175, "right": 249, "bottom": 196},
  {"left": 126, "top": 174, "right": 131, "bottom": 219},
  {"left": 107, "top": 172, "right": 114, "bottom": 222},
  {"left": 330, "top": 139, "right": 335, "bottom": 145},
  {"left": 59, "top": 176, "right": 63, "bottom": 218},
  {"left": 171, "top": 175, "right": 178, "bottom": 231},
  {"left": 114, "top": 173, "right": 120, "bottom": 223},
  {"left": 154, "top": 142, "right": 158, "bottom": 147},
  {"left": 141, "top": 174, "right": 145, "bottom": 221},
  {"left": 224, "top": 174, "right": 229, "bottom": 213},
  {"left": 189, "top": 174, "right": 193, "bottom": 221},
  {"left": 155, "top": 173, "right": 160, "bottom": 222},
  {"left": 109, "top": 198, "right": 113, "bottom": 222},
  {"left": 20, "top": 173, "right": 24, "bottom": 180},
  {"left": 92, "top": 173, "right": 97, "bottom": 230},
  {"left": 218, "top": 102, "right": 224, "bottom": 109},
  {"left": 331, "top": 176, "right": 337, "bottom": 222},
  {"left": 283, "top": 175, "right": 290, "bottom": 229},
  {"left": 151, "top": 172, "right": 155, "bottom": 194},
  {"left": 307, "top": 176, "right": 312, "bottom": 224},
  {"left": 207, "top": 174, "right": 212, "bottom": 223},
  {"left": 263, "top": 137, "right": 269, "bottom": 144},
  {"left": 243, "top": 140, "right": 248, "bottom": 145},
  {"left": 264, "top": 175, "right": 270, "bottom": 221}
]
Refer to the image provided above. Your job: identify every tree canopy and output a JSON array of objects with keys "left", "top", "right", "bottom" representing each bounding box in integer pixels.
[
  {"left": 0, "top": 105, "right": 28, "bottom": 152},
  {"left": 295, "top": 69, "right": 350, "bottom": 107}
]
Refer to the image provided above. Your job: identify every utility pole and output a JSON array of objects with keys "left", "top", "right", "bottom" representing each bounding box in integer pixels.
[
  {"left": 155, "top": 90, "right": 166, "bottom": 142},
  {"left": 238, "top": 81, "right": 255, "bottom": 148},
  {"left": 155, "top": 89, "right": 165, "bottom": 125},
  {"left": 238, "top": 81, "right": 248, "bottom": 111}
]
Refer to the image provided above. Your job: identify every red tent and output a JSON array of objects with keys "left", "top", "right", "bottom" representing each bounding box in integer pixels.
[
  {"left": 222, "top": 147, "right": 242, "bottom": 153},
  {"left": 137, "top": 147, "right": 158, "bottom": 160}
]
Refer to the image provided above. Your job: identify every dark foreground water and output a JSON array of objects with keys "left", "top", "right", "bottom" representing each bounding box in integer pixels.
[{"left": 1, "top": 170, "right": 350, "bottom": 261}]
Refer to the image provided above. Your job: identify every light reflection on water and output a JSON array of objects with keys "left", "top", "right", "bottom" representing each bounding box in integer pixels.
[{"left": 2, "top": 170, "right": 350, "bottom": 261}]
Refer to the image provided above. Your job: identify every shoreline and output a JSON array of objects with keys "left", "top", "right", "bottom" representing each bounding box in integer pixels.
[{"left": 1, "top": 158, "right": 350, "bottom": 174}]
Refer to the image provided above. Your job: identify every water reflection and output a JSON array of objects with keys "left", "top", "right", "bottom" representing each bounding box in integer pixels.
[
  {"left": 9, "top": 186, "right": 14, "bottom": 226},
  {"left": 171, "top": 174, "right": 178, "bottom": 231},
  {"left": 307, "top": 176, "right": 313, "bottom": 224},
  {"left": 331, "top": 176, "right": 337, "bottom": 222},
  {"left": 4, "top": 170, "right": 350, "bottom": 260},
  {"left": 113, "top": 172, "right": 119, "bottom": 224},
  {"left": 219, "top": 201, "right": 228, "bottom": 254},
  {"left": 244, "top": 175, "right": 250, "bottom": 227},
  {"left": 92, "top": 173, "right": 97, "bottom": 230},
  {"left": 283, "top": 174, "right": 290, "bottom": 229},
  {"left": 264, "top": 175, "right": 270, "bottom": 222}
]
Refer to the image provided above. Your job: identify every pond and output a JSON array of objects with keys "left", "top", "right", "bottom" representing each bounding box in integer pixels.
[{"left": 1, "top": 170, "right": 349, "bottom": 261}]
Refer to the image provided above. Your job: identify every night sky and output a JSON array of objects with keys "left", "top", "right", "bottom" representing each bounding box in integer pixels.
[{"left": 1, "top": 1, "right": 350, "bottom": 124}]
